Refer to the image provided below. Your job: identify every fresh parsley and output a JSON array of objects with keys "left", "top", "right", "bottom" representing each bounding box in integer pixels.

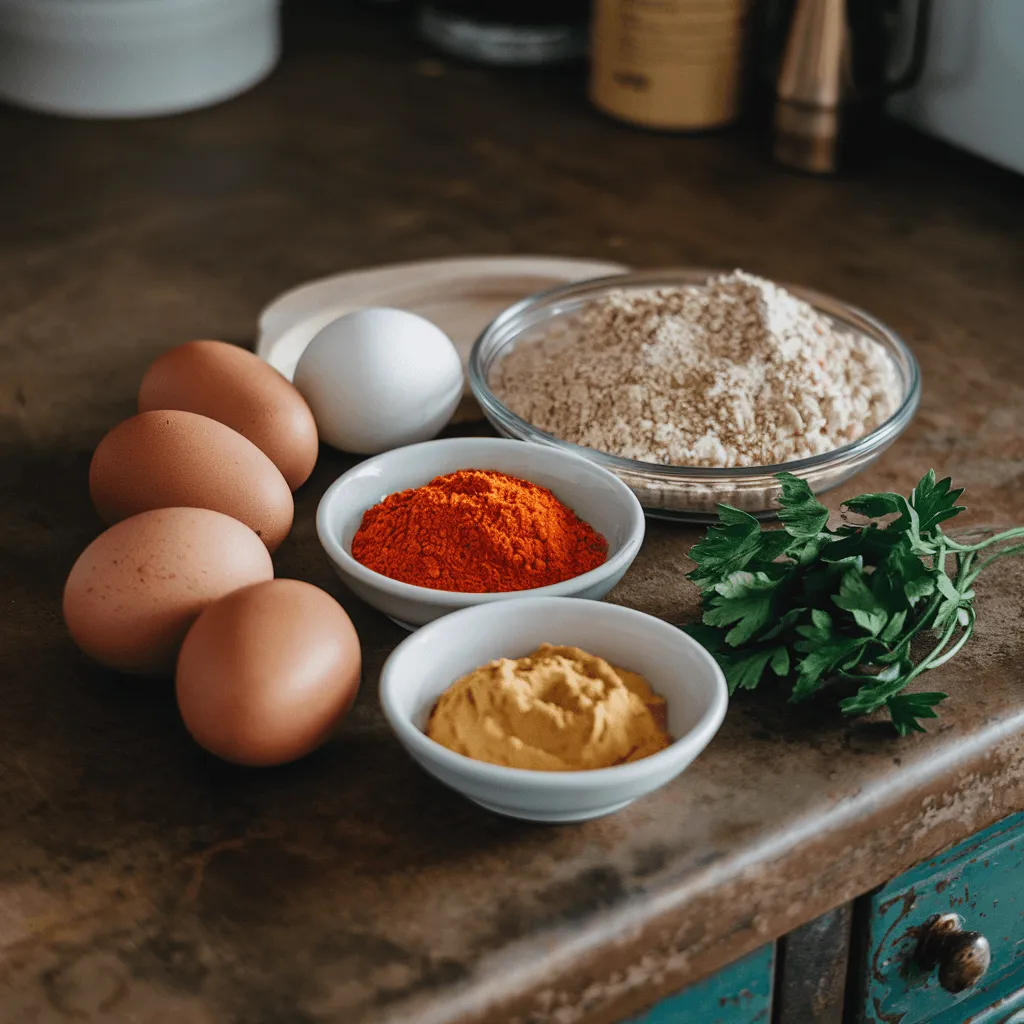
[{"left": 685, "top": 471, "right": 1024, "bottom": 735}]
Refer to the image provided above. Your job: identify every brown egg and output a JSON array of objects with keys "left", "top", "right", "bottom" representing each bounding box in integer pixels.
[
  {"left": 90, "top": 409, "right": 293, "bottom": 552},
  {"left": 175, "top": 579, "right": 361, "bottom": 766},
  {"left": 63, "top": 507, "right": 274, "bottom": 676},
  {"left": 138, "top": 340, "right": 319, "bottom": 490}
]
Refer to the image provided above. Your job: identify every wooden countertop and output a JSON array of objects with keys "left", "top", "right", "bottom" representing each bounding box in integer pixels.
[{"left": 2, "top": 9, "right": 1024, "bottom": 1024}]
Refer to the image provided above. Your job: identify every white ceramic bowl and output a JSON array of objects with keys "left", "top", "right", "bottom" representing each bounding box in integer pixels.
[
  {"left": 379, "top": 597, "right": 728, "bottom": 822},
  {"left": 0, "top": 0, "right": 279, "bottom": 119},
  {"left": 316, "top": 437, "right": 645, "bottom": 629}
]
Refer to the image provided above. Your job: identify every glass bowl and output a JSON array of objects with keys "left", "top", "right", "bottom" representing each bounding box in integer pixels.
[{"left": 468, "top": 269, "right": 921, "bottom": 522}]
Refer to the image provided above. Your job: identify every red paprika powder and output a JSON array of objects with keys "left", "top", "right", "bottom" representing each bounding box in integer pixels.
[{"left": 351, "top": 469, "right": 607, "bottom": 593}]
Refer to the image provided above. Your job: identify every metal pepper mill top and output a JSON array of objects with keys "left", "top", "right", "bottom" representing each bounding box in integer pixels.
[{"left": 773, "top": 0, "right": 933, "bottom": 174}]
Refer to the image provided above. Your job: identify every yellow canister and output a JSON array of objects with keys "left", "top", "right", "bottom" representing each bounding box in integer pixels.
[{"left": 589, "top": 0, "right": 751, "bottom": 130}]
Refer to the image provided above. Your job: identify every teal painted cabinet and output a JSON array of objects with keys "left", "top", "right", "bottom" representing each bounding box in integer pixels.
[
  {"left": 624, "top": 944, "right": 774, "bottom": 1024},
  {"left": 620, "top": 812, "right": 1024, "bottom": 1024},
  {"left": 857, "top": 812, "right": 1024, "bottom": 1024}
]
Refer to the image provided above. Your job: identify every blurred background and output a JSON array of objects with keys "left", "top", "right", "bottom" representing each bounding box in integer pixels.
[{"left": 0, "top": 0, "right": 1020, "bottom": 176}]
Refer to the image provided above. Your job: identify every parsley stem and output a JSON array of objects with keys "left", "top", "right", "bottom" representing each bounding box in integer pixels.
[
  {"left": 927, "top": 612, "right": 976, "bottom": 669},
  {"left": 954, "top": 549, "right": 973, "bottom": 581},
  {"left": 964, "top": 542, "right": 1024, "bottom": 587},
  {"left": 850, "top": 614, "right": 965, "bottom": 714},
  {"left": 899, "top": 591, "right": 942, "bottom": 647},
  {"left": 943, "top": 526, "right": 1024, "bottom": 554},
  {"left": 905, "top": 617, "right": 962, "bottom": 684},
  {"left": 934, "top": 537, "right": 948, "bottom": 583}
]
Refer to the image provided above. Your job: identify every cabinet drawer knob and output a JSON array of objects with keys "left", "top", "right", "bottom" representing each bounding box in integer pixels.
[{"left": 915, "top": 912, "right": 991, "bottom": 993}]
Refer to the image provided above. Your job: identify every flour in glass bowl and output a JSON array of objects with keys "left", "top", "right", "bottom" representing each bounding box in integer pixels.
[{"left": 492, "top": 271, "right": 902, "bottom": 469}]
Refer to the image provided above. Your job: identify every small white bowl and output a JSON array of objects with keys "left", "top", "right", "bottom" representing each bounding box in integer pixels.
[
  {"left": 316, "top": 437, "right": 645, "bottom": 629},
  {"left": 379, "top": 597, "right": 728, "bottom": 822}
]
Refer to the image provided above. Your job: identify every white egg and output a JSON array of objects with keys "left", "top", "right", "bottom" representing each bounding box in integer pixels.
[{"left": 293, "top": 308, "right": 464, "bottom": 455}]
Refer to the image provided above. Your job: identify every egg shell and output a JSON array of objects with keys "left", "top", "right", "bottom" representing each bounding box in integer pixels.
[
  {"left": 293, "top": 307, "right": 463, "bottom": 455},
  {"left": 63, "top": 507, "right": 274, "bottom": 676},
  {"left": 138, "top": 340, "right": 319, "bottom": 490},
  {"left": 89, "top": 409, "right": 293, "bottom": 552},
  {"left": 175, "top": 579, "right": 362, "bottom": 766}
]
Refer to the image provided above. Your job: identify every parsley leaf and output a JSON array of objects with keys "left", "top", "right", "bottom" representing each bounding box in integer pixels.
[
  {"left": 717, "top": 645, "right": 790, "bottom": 694},
  {"left": 776, "top": 473, "right": 830, "bottom": 538},
  {"left": 824, "top": 523, "right": 902, "bottom": 563},
  {"left": 886, "top": 692, "right": 947, "bottom": 736},
  {"left": 842, "top": 492, "right": 902, "bottom": 519},
  {"left": 686, "top": 504, "right": 763, "bottom": 590},
  {"left": 911, "top": 471, "right": 966, "bottom": 537},
  {"left": 703, "top": 570, "right": 784, "bottom": 646},
  {"left": 882, "top": 541, "right": 936, "bottom": 605},
  {"left": 833, "top": 569, "right": 888, "bottom": 636},
  {"left": 880, "top": 609, "right": 908, "bottom": 643},
  {"left": 761, "top": 606, "right": 806, "bottom": 640},
  {"left": 792, "top": 609, "right": 868, "bottom": 700},
  {"left": 839, "top": 662, "right": 910, "bottom": 716},
  {"left": 684, "top": 471, "right": 1024, "bottom": 736}
]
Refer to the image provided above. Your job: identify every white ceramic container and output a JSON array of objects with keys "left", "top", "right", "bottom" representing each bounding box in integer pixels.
[
  {"left": 379, "top": 596, "right": 729, "bottom": 822},
  {"left": 316, "top": 437, "right": 645, "bottom": 629},
  {"left": 0, "top": 0, "right": 279, "bottom": 118}
]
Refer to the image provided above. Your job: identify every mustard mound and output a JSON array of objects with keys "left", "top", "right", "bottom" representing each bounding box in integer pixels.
[{"left": 427, "top": 644, "right": 671, "bottom": 771}]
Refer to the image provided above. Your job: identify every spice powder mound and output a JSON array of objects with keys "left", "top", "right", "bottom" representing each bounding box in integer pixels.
[
  {"left": 492, "top": 270, "right": 902, "bottom": 468},
  {"left": 350, "top": 469, "right": 608, "bottom": 593}
]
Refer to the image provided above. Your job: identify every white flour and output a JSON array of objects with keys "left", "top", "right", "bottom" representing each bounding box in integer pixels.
[{"left": 492, "top": 271, "right": 902, "bottom": 468}]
